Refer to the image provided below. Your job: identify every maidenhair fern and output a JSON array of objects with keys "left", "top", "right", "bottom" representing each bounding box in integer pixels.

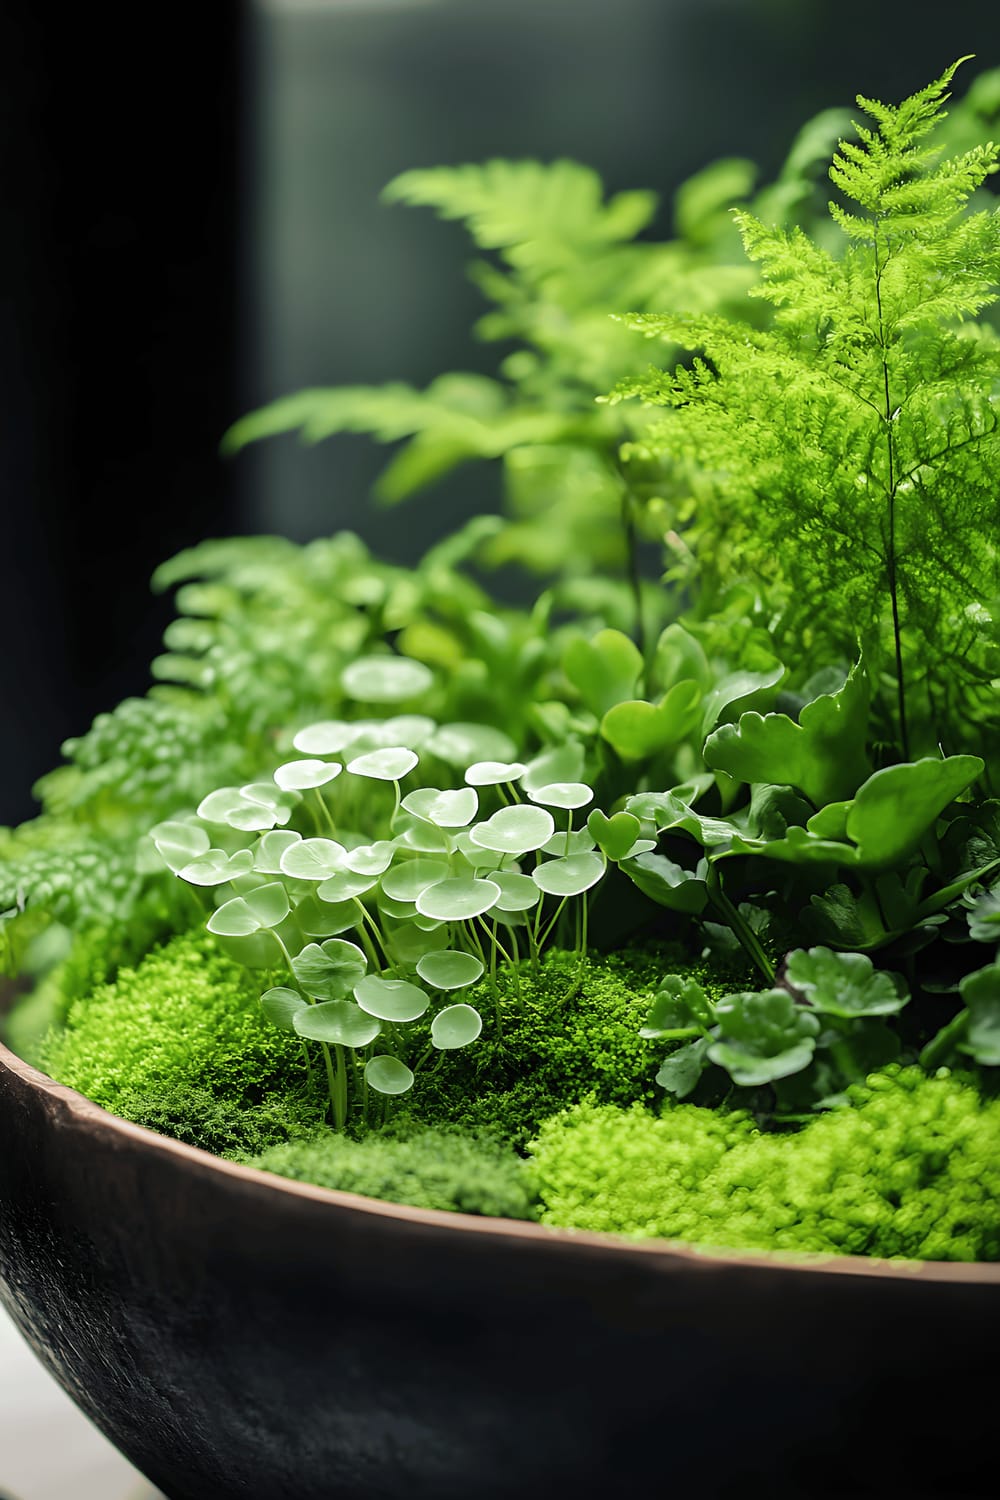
[{"left": 611, "top": 59, "right": 1000, "bottom": 759}]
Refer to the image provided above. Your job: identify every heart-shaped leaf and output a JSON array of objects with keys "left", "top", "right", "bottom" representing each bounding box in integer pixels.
[
  {"left": 601, "top": 681, "right": 701, "bottom": 761},
  {"left": 401, "top": 786, "right": 479, "bottom": 828},
  {"left": 587, "top": 809, "right": 641, "bottom": 862},
  {"left": 292, "top": 939, "right": 367, "bottom": 1001}
]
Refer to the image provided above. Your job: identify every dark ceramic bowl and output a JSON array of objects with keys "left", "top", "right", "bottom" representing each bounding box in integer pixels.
[{"left": 1, "top": 1040, "right": 998, "bottom": 1500}]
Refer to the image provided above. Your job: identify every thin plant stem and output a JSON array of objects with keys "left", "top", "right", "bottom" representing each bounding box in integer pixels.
[{"left": 873, "top": 228, "right": 910, "bottom": 760}]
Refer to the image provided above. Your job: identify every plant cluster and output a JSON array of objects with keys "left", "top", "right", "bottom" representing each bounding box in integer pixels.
[{"left": 8, "top": 59, "right": 1000, "bottom": 1260}]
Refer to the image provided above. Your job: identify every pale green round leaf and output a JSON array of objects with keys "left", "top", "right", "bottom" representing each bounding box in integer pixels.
[
  {"left": 295, "top": 892, "right": 360, "bottom": 938},
  {"left": 431, "top": 1003, "right": 483, "bottom": 1050},
  {"left": 427, "top": 722, "right": 517, "bottom": 768},
  {"left": 243, "top": 881, "right": 291, "bottom": 929},
  {"left": 226, "top": 801, "right": 281, "bottom": 833},
  {"left": 292, "top": 939, "right": 367, "bottom": 1001},
  {"left": 401, "top": 786, "right": 479, "bottom": 828},
  {"left": 342, "top": 840, "right": 396, "bottom": 876},
  {"left": 416, "top": 950, "right": 484, "bottom": 990},
  {"left": 254, "top": 829, "right": 303, "bottom": 873},
  {"left": 380, "top": 714, "right": 437, "bottom": 748},
  {"left": 527, "top": 781, "right": 594, "bottom": 811},
  {"left": 274, "top": 759, "right": 343, "bottom": 792},
  {"left": 260, "top": 987, "right": 308, "bottom": 1032},
  {"left": 294, "top": 1000, "right": 382, "bottom": 1048},
  {"left": 347, "top": 747, "right": 419, "bottom": 781},
  {"left": 293, "top": 720, "right": 360, "bottom": 755},
  {"left": 341, "top": 655, "right": 433, "bottom": 703},
  {"left": 207, "top": 896, "right": 260, "bottom": 938},
  {"left": 540, "top": 828, "right": 598, "bottom": 858},
  {"left": 469, "top": 805, "right": 555, "bottom": 856},
  {"left": 150, "top": 821, "right": 210, "bottom": 873},
  {"left": 490, "top": 870, "right": 541, "bottom": 912},
  {"left": 365, "top": 1055, "right": 415, "bottom": 1096},
  {"left": 197, "top": 786, "right": 247, "bottom": 824},
  {"left": 179, "top": 848, "right": 255, "bottom": 887},
  {"left": 380, "top": 858, "right": 452, "bottom": 903},
  {"left": 280, "top": 838, "right": 346, "bottom": 882},
  {"left": 416, "top": 877, "right": 501, "bottom": 922},
  {"left": 354, "top": 974, "right": 430, "bottom": 1022},
  {"left": 521, "top": 742, "right": 585, "bottom": 794},
  {"left": 317, "top": 868, "right": 378, "bottom": 902},
  {"left": 532, "top": 850, "right": 606, "bottom": 897},
  {"left": 464, "top": 760, "right": 527, "bottom": 787}
]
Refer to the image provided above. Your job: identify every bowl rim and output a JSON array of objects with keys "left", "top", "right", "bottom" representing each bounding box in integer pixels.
[{"left": 3, "top": 1038, "right": 999, "bottom": 1287}]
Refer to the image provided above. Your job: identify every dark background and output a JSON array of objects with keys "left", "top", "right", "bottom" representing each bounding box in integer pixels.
[{"left": 1, "top": 0, "right": 996, "bottom": 825}]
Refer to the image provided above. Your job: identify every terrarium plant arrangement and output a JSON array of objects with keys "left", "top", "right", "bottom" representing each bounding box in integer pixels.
[{"left": 5, "top": 59, "right": 1000, "bottom": 1262}]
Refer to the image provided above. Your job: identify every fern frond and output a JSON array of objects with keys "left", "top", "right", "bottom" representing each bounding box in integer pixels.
[{"left": 383, "top": 159, "right": 657, "bottom": 273}]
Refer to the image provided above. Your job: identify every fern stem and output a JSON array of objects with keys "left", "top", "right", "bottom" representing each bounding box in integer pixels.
[
  {"left": 873, "top": 230, "right": 910, "bottom": 760},
  {"left": 616, "top": 461, "right": 647, "bottom": 682}
]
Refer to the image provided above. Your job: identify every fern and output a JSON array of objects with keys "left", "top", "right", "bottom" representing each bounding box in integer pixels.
[{"left": 611, "top": 59, "right": 1000, "bottom": 758}]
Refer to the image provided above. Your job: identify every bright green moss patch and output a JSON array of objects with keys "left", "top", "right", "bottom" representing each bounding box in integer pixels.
[
  {"left": 528, "top": 1067, "right": 1000, "bottom": 1262},
  {"left": 404, "top": 946, "right": 730, "bottom": 1147},
  {"left": 246, "top": 1125, "right": 537, "bottom": 1220},
  {"left": 39, "top": 929, "right": 326, "bottom": 1153}
]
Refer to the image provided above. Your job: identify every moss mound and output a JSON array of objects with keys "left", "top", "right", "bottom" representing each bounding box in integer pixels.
[
  {"left": 405, "top": 945, "right": 726, "bottom": 1146},
  {"left": 246, "top": 1125, "right": 537, "bottom": 1220},
  {"left": 39, "top": 929, "right": 326, "bottom": 1154},
  {"left": 528, "top": 1066, "right": 1000, "bottom": 1262}
]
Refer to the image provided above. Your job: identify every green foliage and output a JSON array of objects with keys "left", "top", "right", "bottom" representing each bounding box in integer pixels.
[
  {"left": 113, "top": 1084, "right": 323, "bottom": 1159},
  {"left": 245, "top": 1123, "right": 537, "bottom": 1220},
  {"left": 39, "top": 929, "right": 317, "bottom": 1115},
  {"left": 404, "top": 948, "right": 730, "bottom": 1148},
  {"left": 529, "top": 1067, "right": 1000, "bottom": 1261},
  {"left": 612, "top": 59, "right": 1000, "bottom": 760}
]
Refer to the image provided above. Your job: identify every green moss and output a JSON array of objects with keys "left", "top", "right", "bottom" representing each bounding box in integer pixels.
[
  {"left": 404, "top": 945, "right": 726, "bottom": 1147},
  {"left": 528, "top": 1066, "right": 1000, "bottom": 1261},
  {"left": 246, "top": 1125, "right": 538, "bottom": 1220},
  {"left": 39, "top": 929, "right": 326, "bottom": 1151}
]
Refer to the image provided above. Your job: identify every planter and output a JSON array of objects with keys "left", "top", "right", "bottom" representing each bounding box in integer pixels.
[{"left": 1, "top": 1041, "right": 998, "bottom": 1500}]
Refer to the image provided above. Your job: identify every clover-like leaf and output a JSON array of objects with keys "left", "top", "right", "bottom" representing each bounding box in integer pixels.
[
  {"left": 703, "top": 663, "right": 870, "bottom": 806},
  {"left": 464, "top": 760, "right": 527, "bottom": 787},
  {"left": 260, "top": 987, "right": 308, "bottom": 1032},
  {"left": 274, "top": 759, "right": 343, "bottom": 792},
  {"left": 415, "top": 949, "right": 484, "bottom": 990},
  {"left": 354, "top": 974, "right": 430, "bottom": 1022},
  {"left": 430, "top": 1003, "right": 483, "bottom": 1049},
  {"left": 292, "top": 939, "right": 367, "bottom": 1002},
  {"left": 415, "top": 877, "right": 501, "bottom": 922},
  {"left": 784, "top": 947, "right": 908, "bottom": 1018},
  {"left": 655, "top": 1036, "right": 712, "bottom": 1098},
  {"left": 365, "top": 1055, "right": 415, "bottom": 1096},
  {"left": 341, "top": 655, "right": 433, "bottom": 703},
  {"left": 563, "top": 628, "right": 643, "bottom": 717},
  {"left": 640, "top": 974, "right": 715, "bottom": 1038},
  {"left": 469, "top": 805, "right": 555, "bottom": 856},
  {"left": 527, "top": 782, "right": 594, "bottom": 811},
  {"left": 294, "top": 1000, "right": 382, "bottom": 1048},
  {"left": 347, "top": 747, "right": 419, "bottom": 781},
  {"left": 708, "top": 990, "right": 819, "bottom": 1086},
  {"left": 532, "top": 851, "right": 606, "bottom": 897},
  {"left": 179, "top": 847, "right": 255, "bottom": 887},
  {"left": 587, "top": 809, "right": 641, "bottom": 862},
  {"left": 966, "top": 885, "right": 1000, "bottom": 944},
  {"left": 150, "top": 820, "right": 210, "bottom": 874},
  {"left": 280, "top": 838, "right": 346, "bottom": 882},
  {"left": 401, "top": 786, "right": 479, "bottom": 828},
  {"left": 197, "top": 786, "right": 251, "bottom": 825}
]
